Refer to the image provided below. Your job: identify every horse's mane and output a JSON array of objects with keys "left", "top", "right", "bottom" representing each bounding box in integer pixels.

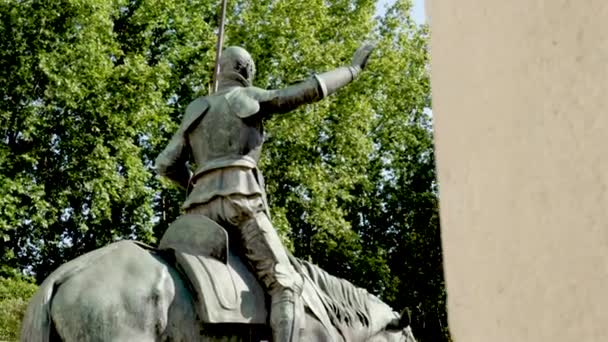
[{"left": 291, "top": 256, "right": 372, "bottom": 328}]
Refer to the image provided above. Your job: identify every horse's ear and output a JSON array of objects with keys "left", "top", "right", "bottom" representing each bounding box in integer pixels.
[
  {"left": 399, "top": 307, "right": 412, "bottom": 327},
  {"left": 384, "top": 317, "right": 402, "bottom": 331},
  {"left": 385, "top": 307, "right": 412, "bottom": 331}
]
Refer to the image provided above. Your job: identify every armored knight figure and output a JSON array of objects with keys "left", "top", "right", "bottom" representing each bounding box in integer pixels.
[{"left": 155, "top": 43, "right": 375, "bottom": 342}]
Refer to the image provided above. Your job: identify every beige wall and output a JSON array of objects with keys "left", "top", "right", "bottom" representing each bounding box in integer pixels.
[{"left": 428, "top": 1, "right": 608, "bottom": 341}]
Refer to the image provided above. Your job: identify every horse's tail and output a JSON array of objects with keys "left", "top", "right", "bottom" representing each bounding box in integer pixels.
[
  {"left": 20, "top": 273, "right": 59, "bottom": 342},
  {"left": 20, "top": 242, "right": 125, "bottom": 342}
]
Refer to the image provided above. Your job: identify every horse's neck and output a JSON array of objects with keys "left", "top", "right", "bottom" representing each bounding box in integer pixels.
[
  {"left": 291, "top": 257, "right": 400, "bottom": 340},
  {"left": 331, "top": 295, "right": 398, "bottom": 342}
]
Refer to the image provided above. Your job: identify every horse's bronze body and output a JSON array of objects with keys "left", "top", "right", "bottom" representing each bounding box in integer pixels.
[{"left": 20, "top": 216, "right": 415, "bottom": 342}]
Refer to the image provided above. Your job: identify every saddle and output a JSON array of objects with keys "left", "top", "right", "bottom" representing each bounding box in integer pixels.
[
  {"left": 158, "top": 213, "right": 267, "bottom": 324},
  {"left": 158, "top": 213, "right": 340, "bottom": 340}
]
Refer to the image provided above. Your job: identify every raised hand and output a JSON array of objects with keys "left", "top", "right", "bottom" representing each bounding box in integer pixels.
[{"left": 351, "top": 43, "right": 376, "bottom": 70}]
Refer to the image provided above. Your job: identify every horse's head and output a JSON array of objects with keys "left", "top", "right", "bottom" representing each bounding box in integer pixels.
[{"left": 368, "top": 308, "right": 417, "bottom": 342}]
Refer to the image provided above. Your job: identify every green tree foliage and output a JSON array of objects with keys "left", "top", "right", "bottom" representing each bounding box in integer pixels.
[
  {"left": 0, "top": 0, "right": 218, "bottom": 280},
  {"left": 0, "top": 0, "right": 449, "bottom": 340},
  {"left": 0, "top": 276, "right": 37, "bottom": 341}
]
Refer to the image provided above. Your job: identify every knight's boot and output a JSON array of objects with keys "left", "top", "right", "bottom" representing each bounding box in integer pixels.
[{"left": 270, "top": 288, "right": 305, "bottom": 342}]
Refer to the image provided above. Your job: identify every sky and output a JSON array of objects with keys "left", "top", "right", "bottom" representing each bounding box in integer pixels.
[
  {"left": 375, "top": 0, "right": 432, "bottom": 119},
  {"left": 376, "top": 0, "right": 426, "bottom": 25}
]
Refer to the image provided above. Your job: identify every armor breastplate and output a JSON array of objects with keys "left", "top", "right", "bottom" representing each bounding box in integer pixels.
[{"left": 188, "top": 88, "right": 264, "bottom": 179}]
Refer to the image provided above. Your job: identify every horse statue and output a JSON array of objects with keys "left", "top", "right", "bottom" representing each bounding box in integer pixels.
[{"left": 20, "top": 214, "right": 416, "bottom": 342}]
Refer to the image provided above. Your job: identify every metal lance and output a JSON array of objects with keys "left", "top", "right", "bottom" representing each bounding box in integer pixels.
[{"left": 211, "top": 0, "right": 228, "bottom": 93}]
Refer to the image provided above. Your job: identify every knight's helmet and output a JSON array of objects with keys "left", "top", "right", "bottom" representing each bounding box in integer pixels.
[{"left": 218, "top": 46, "right": 256, "bottom": 87}]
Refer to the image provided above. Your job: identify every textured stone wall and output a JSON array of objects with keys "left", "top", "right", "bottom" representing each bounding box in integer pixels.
[{"left": 428, "top": 1, "right": 608, "bottom": 341}]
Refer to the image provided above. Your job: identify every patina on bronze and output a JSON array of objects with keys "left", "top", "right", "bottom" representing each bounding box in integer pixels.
[
  {"left": 20, "top": 43, "right": 416, "bottom": 342},
  {"left": 21, "top": 239, "right": 416, "bottom": 342},
  {"left": 155, "top": 43, "right": 375, "bottom": 342}
]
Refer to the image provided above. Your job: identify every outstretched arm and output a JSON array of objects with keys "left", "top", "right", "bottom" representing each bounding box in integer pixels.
[
  {"left": 315, "top": 43, "right": 375, "bottom": 97},
  {"left": 258, "top": 43, "right": 375, "bottom": 115}
]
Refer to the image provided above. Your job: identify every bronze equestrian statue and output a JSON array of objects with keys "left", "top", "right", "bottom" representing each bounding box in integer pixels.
[
  {"left": 20, "top": 44, "right": 417, "bottom": 342},
  {"left": 155, "top": 44, "right": 375, "bottom": 342}
]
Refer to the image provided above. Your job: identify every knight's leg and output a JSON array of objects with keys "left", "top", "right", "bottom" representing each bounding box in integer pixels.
[
  {"left": 185, "top": 196, "right": 224, "bottom": 223},
  {"left": 233, "top": 197, "right": 304, "bottom": 342},
  {"left": 185, "top": 196, "right": 245, "bottom": 248}
]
